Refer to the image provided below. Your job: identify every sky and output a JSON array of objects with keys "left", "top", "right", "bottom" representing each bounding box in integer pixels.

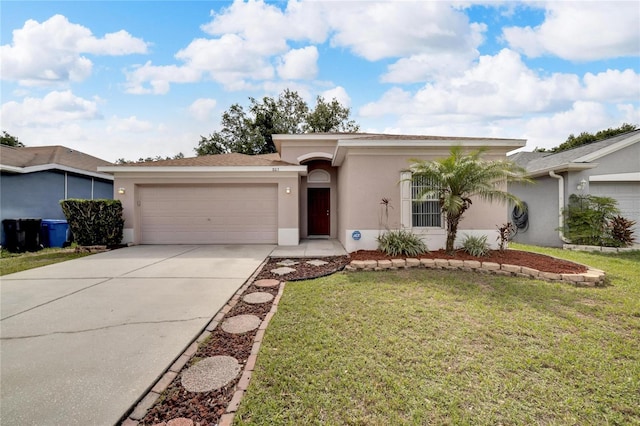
[{"left": 1, "top": 0, "right": 639, "bottom": 163}]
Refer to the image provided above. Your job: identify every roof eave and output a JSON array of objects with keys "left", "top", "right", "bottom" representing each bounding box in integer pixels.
[
  {"left": 1, "top": 163, "right": 114, "bottom": 180},
  {"left": 98, "top": 165, "right": 308, "bottom": 174},
  {"left": 526, "top": 163, "right": 598, "bottom": 178}
]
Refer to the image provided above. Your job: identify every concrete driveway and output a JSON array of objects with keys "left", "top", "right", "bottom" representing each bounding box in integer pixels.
[{"left": 0, "top": 244, "right": 273, "bottom": 426}]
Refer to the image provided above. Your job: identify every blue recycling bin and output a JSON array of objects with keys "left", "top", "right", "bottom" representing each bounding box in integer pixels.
[{"left": 41, "top": 219, "right": 69, "bottom": 248}]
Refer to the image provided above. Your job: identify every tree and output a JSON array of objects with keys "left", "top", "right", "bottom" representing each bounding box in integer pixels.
[
  {"left": 407, "top": 146, "right": 532, "bottom": 254},
  {"left": 304, "top": 96, "right": 360, "bottom": 133},
  {"left": 196, "top": 89, "right": 359, "bottom": 156},
  {"left": 116, "top": 152, "right": 184, "bottom": 164},
  {"left": 536, "top": 123, "right": 637, "bottom": 153},
  {"left": 1, "top": 131, "right": 24, "bottom": 147}
]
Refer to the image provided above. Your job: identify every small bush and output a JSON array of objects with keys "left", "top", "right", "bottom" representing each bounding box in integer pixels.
[
  {"left": 377, "top": 230, "right": 427, "bottom": 257},
  {"left": 60, "top": 199, "right": 124, "bottom": 246},
  {"left": 461, "top": 234, "right": 490, "bottom": 257},
  {"left": 608, "top": 215, "right": 636, "bottom": 247},
  {"left": 496, "top": 222, "right": 515, "bottom": 251}
]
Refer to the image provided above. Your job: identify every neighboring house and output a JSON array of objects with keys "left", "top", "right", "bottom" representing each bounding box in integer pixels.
[
  {"left": 1, "top": 145, "right": 114, "bottom": 244},
  {"left": 509, "top": 130, "right": 640, "bottom": 247},
  {"left": 99, "top": 133, "right": 525, "bottom": 252}
]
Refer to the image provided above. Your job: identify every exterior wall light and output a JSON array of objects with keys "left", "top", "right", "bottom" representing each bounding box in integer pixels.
[
  {"left": 577, "top": 179, "right": 587, "bottom": 191},
  {"left": 285, "top": 187, "right": 291, "bottom": 194},
  {"left": 118, "top": 187, "right": 126, "bottom": 194}
]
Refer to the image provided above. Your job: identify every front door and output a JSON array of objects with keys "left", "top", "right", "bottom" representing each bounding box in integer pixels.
[{"left": 308, "top": 188, "right": 330, "bottom": 236}]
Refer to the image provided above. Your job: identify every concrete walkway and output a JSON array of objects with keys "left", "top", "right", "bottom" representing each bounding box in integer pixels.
[
  {"left": 270, "top": 239, "right": 347, "bottom": 257},
  {"left": 0, "top": 245, "right": 273, "bottom": 426}
]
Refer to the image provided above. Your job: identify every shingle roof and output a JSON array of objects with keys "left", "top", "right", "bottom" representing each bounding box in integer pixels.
[
  {"left": 1, "top": 145, "right": 113, "bottom": 174},
  {"left": 116, "top": 152, "right": 295, "bottom": 167},
  {"left": 509, "top": 130, "right": 640, "bottom": 173}
]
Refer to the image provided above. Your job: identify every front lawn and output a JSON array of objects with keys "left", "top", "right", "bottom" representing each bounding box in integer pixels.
[
  {"left": 0, "top": 248, "right": 91, "bottom": 276},
  {"left": 236, "top": 245, "right": 640, "bottom": 425}
]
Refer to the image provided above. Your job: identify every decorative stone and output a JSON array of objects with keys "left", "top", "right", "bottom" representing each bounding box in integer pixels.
[
  {"left": 481, "top": 262, "right": 500, "bottom": 271},
  {"left": 167, "top": 419, "right": 194, "bottom": 426},
  {"left": 463, "top": 260, "right": 481, "bottom": 269},
  {"left": 377, "top": 260, "right": 392, "bottom": 269},
  {"left": 307, "top": 259, "right": 328, "bottom": 267},
  {"left": 406, "top": 258, "right": 420, "bottom": 267},
  {"left": 243, "top": 292, "right": 274, "bottom": 304},
  {"left": 448, "top": 259, "right": 464, "bottom": 268},
  {"left": 420, "top": 258, "right": 436, "bottom": 268},
  {"left": 501, "top": 264, "right": 521, "bottom": 273},
  {"left": 363, "top": 260, "right": 377, "bottom": 269},
  {"left": 541, "top": 271, "right": 562, "bottom": 281},
  {"left": 271, "top": 266, "right": 296, "bottom": 276},
  {"left": 255, "top": 279, "right": 280, "bottom": 288},
  {"left": 181, "top": 356, "right": 240, "bottom": 393},
  {"left": 391, "top": 259, "right": 406, "bottom": 268},
  {"left": 276, "top": 259, "right": 299, "bottom": 266},
  {"left": 562, "top": 274, "right": 583, "bottom": 282},
  {"left": 582, "top": 272, "right": 601, "bottom": 282},
  {"left": 222, "top": 314, "right": 262, "bottom": 334},
  {"left": 351, "top": 260, "right": 366, "bottom": 269},
  {"left": 521, "top": 266, "right": 539, "bottom": 277},
  {"left": 434, "top": 259, "right": 450, "bottom": 268}
]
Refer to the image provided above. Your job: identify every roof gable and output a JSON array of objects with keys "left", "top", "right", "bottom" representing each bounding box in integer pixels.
[
  {"left": 1, "top": 145, "right": 113, "bottom": 179},
  {"left": 510, "top": 130, "right": 640, "bottom": 175}
]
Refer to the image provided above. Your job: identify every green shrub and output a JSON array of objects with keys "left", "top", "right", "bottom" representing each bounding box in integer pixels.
[
  {"left": 376, "top": 230, "right": 427, "bottom": 257},
  {"left": 461, "top": 234, "right": 490, "bottom": 257},
  {"left": 564, "top": 194, "right": 620, "bottom": 246},
  {"left": 60, "top": 199, "right": 124, "bottom": 246}
]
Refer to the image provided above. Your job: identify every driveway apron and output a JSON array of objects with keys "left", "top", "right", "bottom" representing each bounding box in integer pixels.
[{"left": 0, "top": 244, "right": 273, "bottom": 426}]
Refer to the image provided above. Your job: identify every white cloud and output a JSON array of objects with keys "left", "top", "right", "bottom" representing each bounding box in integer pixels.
[
  {"left": 189, "top": 98, "right": 218, "bottom": 121},
  {"left": 1, "top": 90, "right": 101, "bottom": 127},
  {"left": 320, "top": 86, "right": 351, "bottom": 107},
  {"left": 583, "top": 69, "right": 640, "bottom": 103},
  {"left": 277, "top": 46, "right": 319, "bottom": 80},
  {"left": 125, "top": 62, "right": 202, "bottom": 94},
  {"left": 126, "top": 1, "right": 487, "bottom": 91},
  {"left": 107, "top": 116, "right": 154, "bottom": 133},
  {"left": 503, "top": 2, "right": 640, "bottom": 61},
  {"left": 0, "top": 14, "right": 148, "bottom": 86}
]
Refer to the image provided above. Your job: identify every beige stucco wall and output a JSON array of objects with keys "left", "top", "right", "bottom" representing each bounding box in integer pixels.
[
  {"left": 337, "top": 148, "right": 510, "bottom": 251},
  {"left": 112, "top": 171, "right": 299, "bottom": 245},
  {"left": 278, "top": 141, "right": 337, "bottom": 164}
]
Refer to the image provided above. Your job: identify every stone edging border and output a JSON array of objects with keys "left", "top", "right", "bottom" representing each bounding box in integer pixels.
[
  {"left": 119, "top": 260, "right": 285, "bottom": 426},
  {"left": 345, "top": 258, "right": 606, "bottom": 287}
]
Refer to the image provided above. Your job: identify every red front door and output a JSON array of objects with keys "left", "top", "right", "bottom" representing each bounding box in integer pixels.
[{"left": 308, "top": 188, "right": 330, "bottom": 235}]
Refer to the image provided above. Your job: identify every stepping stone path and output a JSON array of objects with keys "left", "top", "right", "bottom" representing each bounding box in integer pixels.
[
  {"left": 270, "top": 266, "right": 296, "bottom": 276},
  {"left": 181, "top": 356, "right": 240, "bottom": 393},
  {"left": 277, "top": 259, "right": 299, "bottom": 266},
  {"left": 221, "top": 314, "right": 261, "bottom": 334},
  {"left": 243, "top": 292, "right": 274, "bottom": 304},
  {"left": 306, "top": 259, "right": 328, "bottom": 266},
  {"left": 255, "top": 279, "right": 280, "bottom": 288}
]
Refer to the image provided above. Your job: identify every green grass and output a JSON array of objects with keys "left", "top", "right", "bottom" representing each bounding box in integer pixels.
[
  {"left": 0, "top": 248, "right": 91, "bottom": 276},
  {"left": 236, "top": 244, "right": 640, "bottom": 425}
]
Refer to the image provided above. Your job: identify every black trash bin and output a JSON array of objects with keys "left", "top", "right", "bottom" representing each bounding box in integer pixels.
[
  {"left": 20, "top": 219, "right": 43, "bottom": 252},
  {"left": 2, "top": 219, "right": 21, "bottom": 252}
]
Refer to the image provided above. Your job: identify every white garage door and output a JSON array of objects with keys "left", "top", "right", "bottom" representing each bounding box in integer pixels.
[
  {"left": 590, "top": 182, "right": 640, "bottom": 236},
  {"left": 139, "top": 184, "right": 277, "bottom": 244}
]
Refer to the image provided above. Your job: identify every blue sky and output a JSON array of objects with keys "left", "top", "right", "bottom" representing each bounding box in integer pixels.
[{"left": 2, "top": 1, "right": 639, "bottom": 162}]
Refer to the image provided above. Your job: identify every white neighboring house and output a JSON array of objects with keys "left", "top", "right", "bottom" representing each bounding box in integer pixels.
[{"left": 508, "top": 130, "right": 640, "bottom": 247}]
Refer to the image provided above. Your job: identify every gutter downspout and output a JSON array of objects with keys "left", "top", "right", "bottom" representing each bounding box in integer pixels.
[{"left": 548, "top": 171, "right": 571, "bottom": 243}]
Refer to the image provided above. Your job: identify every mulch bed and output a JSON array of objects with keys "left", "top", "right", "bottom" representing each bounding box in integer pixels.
[
  {"left": 349, "top": 249, "right": 588, "bottom": 274},
  {"left": 137, "top": 249, "right": 587, "bottom": 425},
  {"left": 255, "top": 256, "right": 350, "bottom": 281}
]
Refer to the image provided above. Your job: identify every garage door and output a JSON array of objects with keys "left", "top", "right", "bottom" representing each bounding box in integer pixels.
[
  {"left": 590, "top": 182, "right": 640, "bottom": 236},
  {"left": 139, "top": 185, "right": 277, "bottom": 244}
]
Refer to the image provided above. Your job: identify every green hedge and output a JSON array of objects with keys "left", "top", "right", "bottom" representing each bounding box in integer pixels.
[{"left": 60, "top": 199, "right": 124, "bottom": 246}]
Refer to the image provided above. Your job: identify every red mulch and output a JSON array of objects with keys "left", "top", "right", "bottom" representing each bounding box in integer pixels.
[{"left": 349, "top": 249, "right": 587, "bottom": 274}]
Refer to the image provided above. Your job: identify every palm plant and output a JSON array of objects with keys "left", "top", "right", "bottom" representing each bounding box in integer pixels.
[{"left": 407, "top": 146, "right": 531, "bottom": 254}]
